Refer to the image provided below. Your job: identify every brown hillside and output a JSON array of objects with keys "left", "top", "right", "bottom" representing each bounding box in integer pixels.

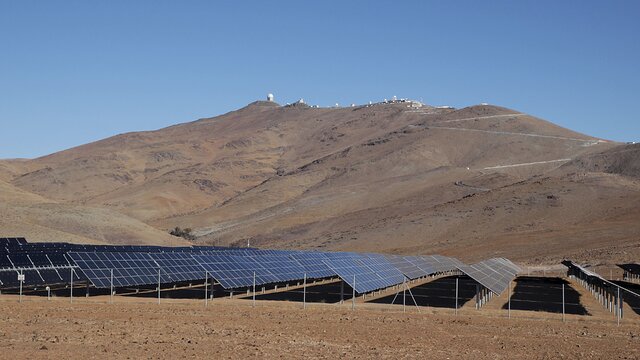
[{"left": 1, "top": 101, "right": 636, "bottom": 264}]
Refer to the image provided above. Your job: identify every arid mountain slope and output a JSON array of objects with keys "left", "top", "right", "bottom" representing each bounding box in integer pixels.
[
  {"left": 1, "top": 100, "right": 637, "bottom": 264},
  {"left": 0, "top": 175, "right": 188, "bottom": 246}
]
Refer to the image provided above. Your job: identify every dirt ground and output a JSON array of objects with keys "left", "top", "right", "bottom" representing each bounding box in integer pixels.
[{"left": 1, "top": 292, "right": 638, "bottom": 360}]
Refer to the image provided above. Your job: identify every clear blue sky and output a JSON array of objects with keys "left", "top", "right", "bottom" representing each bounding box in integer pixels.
[{"left": 1, "top": 1, "right": 638, "bottom": 159}]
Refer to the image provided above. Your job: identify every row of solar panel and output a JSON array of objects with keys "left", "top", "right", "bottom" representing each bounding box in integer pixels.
[
  {"left": 2, "top": 238, "right": 517, "bottom": 296},
  {"left": 65, "top": 250, "right": 466, "bottom": 294}
]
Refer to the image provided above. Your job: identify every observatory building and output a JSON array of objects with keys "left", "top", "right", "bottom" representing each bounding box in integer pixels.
[{"left": 267, "top": 93, "right": 274, "bottom": 102}]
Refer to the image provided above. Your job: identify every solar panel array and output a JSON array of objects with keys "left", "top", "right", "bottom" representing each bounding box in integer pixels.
[{"left": 0, "top": 238, "right": 525, "bottom": 300}]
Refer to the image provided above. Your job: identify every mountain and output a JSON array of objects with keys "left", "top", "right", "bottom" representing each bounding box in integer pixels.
[{"left": 1, "top": 100, "right": 638, "bottom": 264}]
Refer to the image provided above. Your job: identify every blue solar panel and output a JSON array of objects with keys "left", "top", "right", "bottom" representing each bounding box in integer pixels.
[
  {"left": 2, "top": 238, "right": 490, "bottom": 297},
  {"left": 0, "top": 238, "right": 26, "bottom": 248},
  {"left": 7, "top": 253, "right": 32, "bottom": 267},
  {"left": 403, "top": 256, "right": 437, "bottom": 275},
  {"left": 149, "top": 252, "right": 205, "bottom": 283},
  {"left": 384, "top": 255, "right": 425, "bottom": 279},
  {"left": 359, "top": 254, "right": 405, "bottom": 288},
  {"left": 289, "top": 252, "right": 334, "bottom": 279},
  {"left": 456, "top": 258, "right": 519, "bottom": 295},
  {"left": 250, "top": 255, "right": 305, "bottom": 283},
  {"left": 191, "top": 254, "right": 278, "bottom": 289},
  {"left": 323, "top": 257, "right": 393, "bottom": 294},
  {"left": 431, "top": 255, "right": 465, "bottom": 273},
  {"left": 0, "top": 254, "right": 14, "bottom": 269},
  {"left": 69, "top": 252, "right": 171, "bottom": 288}
]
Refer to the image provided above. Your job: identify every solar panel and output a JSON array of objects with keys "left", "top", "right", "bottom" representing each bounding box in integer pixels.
[
  {"left": 0, "top": 254, "right": 14, "bottom": 269},
  {"left": 7, "top": 253, "right": 32, "bottom": 267},
  {"left": 322, "top": 256, "right": 401, "bottom": 294},
  {"left": 456, "top": 258, "right": 519, "bottom": 295},
  {"left": 0, "top": 238, "right": 26, "bottom": 248},
  {"left": 149, "top": 252, "right": 205, "bottom": 283},
  {"left": 38, "top": 269, "right": 64, "bottom": 284},
  {"left": 384, "top": 255, "right": 425, "bottom": 279},
  {"left": 0, "top": 269, "right": 41, "bottom": 287},
  {"left": 69, "top": 252, "right": 171, "bottom": 288},
  {"left": 191, "top": 254, "right": 278, "bottom": 289},
  {"left": 250, "top": 255, "right": 306, "bottom": 283},
  {"left": 323, "top": 258, "right": 379, "bottom": 293},
  {"left": 18, "top": 269, "right": 45, "bottom": 286},
  {"left": 484, "top": 258, "right": 521, "bottom": 276},
  {"left": 0, "top": 271, "right": 15, "bottom": 287},
  {"left": 359, "top": 254, "right": 405, "bottom": 288},
  {"left": 431, "top": 255, "right": 465, "bottom": 273},
  {"left": 403, "top": 256, "right": 437, "bottom": 275},
  {"left": 289, "top": 252, "right": 335, "bottom": 279},
  {"left": 618, "top": 263, "right": 640, "bottom": 275}
]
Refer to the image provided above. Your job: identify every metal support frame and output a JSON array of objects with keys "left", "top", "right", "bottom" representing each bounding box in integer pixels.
[
  {"left": 70, "top": 267, "right": 73, "bottom": 303},
  {"left": 205, "top": 271, "right": 208, "bottom": 307},
  {"left": 110, "top": 269, "right": 114, "bottom": 304},
  {"left": 508, "top": 280, "right": 511, "bottom": 318},
  {"left": 303, "top": 273, "right": 307, "bottom": 309},
  {"left": 352, "top": 275, "right": 356, "bottom": 310},
  {"left": 455, "top": 277, "right": 459, "bottom": 315},
  {"left": 562, "top": 283, "right": 565, "bottom": 322},
  {"left": 402, "top": 277, "right": 406, "bottom": 313},
  {"left": 617, "top": 287, "right": 621, "bottom": 326},
  {"left": 404, "top": 279, "right": 420, "bottom": 313},
  {"left": 19, "top": 269, "right": 23, "bottom": 303}
]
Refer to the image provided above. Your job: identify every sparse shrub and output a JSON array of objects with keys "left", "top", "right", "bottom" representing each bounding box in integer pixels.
[{"left": 169, "top": 226, "right": 196, "bottom": 241}]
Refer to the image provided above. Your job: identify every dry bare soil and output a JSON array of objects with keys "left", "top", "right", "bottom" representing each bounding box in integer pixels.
[{"left": 1, "top": 294, "right": 638, "bottom": 360}]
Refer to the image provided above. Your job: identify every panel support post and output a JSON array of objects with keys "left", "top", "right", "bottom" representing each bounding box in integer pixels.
[
  {"left": 352, "top": 275, "right": 356, "bottom": 311},
  {"left": 252, "top": 271, "right": 256, "bottom": 308},
  {"left": 205, "top": 271, "right": 208, "bottom": 307},
  {"left": 617, "top": 287, "right": 621, "bottom": 326},
  {"left": 157, "top": 268, "right": 161, "bottom": 305},
  {"left": 455, "top": 277, "right": 459, "bottom": 315},
  {"left": 110, "top": 269, "right": 114, "bottom": 304},
  {"left": 70, "top": 267, "right": 73, "bottom": 304},
  {"left": 562, "top": 283, "right": 565, "bottom": 322},
  {"left": 303, "top": 273, "right": 307, "bottom": 310},
  {"left": 403, "top": 277, "right": 406, "bottom": 313},
  {"left": 19, "top": 269, "right": 23, "bottom": 303},
  {"left": 508, "top": 281, "right": 511, "bottom": 319},
  {"left": 340, "top": 280, "right": 344, "bottom": 304}
]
